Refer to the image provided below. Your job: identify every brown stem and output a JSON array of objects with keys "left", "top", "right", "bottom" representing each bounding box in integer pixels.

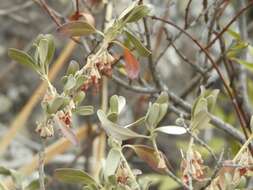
[
  {"left": 205, "top": 0, "right": 253, "bottom": 49},
  {"left": 152, "top": 16, "right": 250, "bottom": 142}
]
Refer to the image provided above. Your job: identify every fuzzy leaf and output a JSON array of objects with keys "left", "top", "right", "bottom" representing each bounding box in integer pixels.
[
  {"left": 8, "top": 48, "right": 37, "bottom": 70},
  {"left": 38, "top": 35, "right": 55, "bottom": 66},
  {"left": 124, "top": 5, "right": 150, "bottom": 23},
  {"left": 73, "top": 106, "right": 94, "bottom": 116},
  {"left": 57, "top": 21, "right": 96, "bottom": 37},
  {"left": 104, "top": 149, "right": 121, "bottom": 179},
  {"left": 124, "top": 48, "right": 140, "bottom": 79},
  {"left": 55, "top": 168, "right": 97, "bottom": 186},
  {"left": 97, "top": 110, "right": 147, "bottom": 141},
  {"left": 125, "top": 30, "right": 151, "bottom": 57}
]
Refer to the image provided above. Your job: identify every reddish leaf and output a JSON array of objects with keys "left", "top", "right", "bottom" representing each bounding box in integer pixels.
[{"left": 124, "top": 48, "right": 140, "bottom": 79}]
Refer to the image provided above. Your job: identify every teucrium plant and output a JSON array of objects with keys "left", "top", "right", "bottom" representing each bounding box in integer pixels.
[{"left": 7, "top": 2, "right": 188, "bottom": 190}]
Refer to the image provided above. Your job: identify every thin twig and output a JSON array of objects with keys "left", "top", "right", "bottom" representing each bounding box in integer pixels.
[
  {"left": 200, "top": 150, "right": 224, "bottom": 190},
  {"left": 184, "top": 0, "right": 193, "bottom": 29},
  {"left": 39, "top": 140, "right": 46, "bottom": 190},
  {"left": 205, "top": 1, "right": 253, "bottom": 49},
  {"left": 152, "top": 16, "right": 251, "bottom": 143}
]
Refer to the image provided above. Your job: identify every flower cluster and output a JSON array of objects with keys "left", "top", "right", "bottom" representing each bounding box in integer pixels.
[{"left": 181, "top": 149, "right": 206, "bottom": 185}]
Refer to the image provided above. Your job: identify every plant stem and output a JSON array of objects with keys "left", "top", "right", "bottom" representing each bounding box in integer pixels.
[
  {"left": 119, "top": 151, "right": 140, "bottom": 190},
  {"left": 39, "top": 139, "right": 46, "bottom": 190},
  {"left": 233, "top": 133, "right": 253, "bottom": 162}
]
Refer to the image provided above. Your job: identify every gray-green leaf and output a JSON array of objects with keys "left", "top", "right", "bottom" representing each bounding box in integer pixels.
[
  {"left": 125, "top": 30, "right": 151, "bottom": 57},
  {"left": 73, "top": 106, "right": 94, "bottom": 116},
  {"left": 57, "top": 21, "right": 96, "bottom": 37},
  {"left": 8, "top": 48, "right": 37, "bottom": 70},
  {"left": 97, "top": 110, "right": 148, "bottom": 141},
  {"left": 55, "top": 168, "right": 98, "bottom": 186},
  {"left": 104, "top": 149, "right": 121, "bottom": 179}
]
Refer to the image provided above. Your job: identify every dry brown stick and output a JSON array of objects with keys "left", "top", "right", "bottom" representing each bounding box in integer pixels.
[{"left": 0, "top": 39, "right": 78, "bottom": 154}]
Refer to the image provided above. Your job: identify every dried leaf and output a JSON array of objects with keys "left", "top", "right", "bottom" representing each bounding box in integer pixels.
[{"left": 130, "top": 145, "right": 169, "bottom": 173}]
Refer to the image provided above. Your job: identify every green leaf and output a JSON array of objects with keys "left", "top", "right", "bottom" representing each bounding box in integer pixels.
[
  {"left": 155, "top": 92, "right": 169, "bottom": 123},
  {"left": 97, "top": 110, "right": 148, "bottom": 141},
  {"left": 74, "top": 91, "right": 86, "bottom": 105},
  {"left": 67, "top": 60, "right": 80, "bottom": 75},
  {"left": 227, "top": 28, "right": 241, "bottom": 40},
  {"left": 8, "top": 48, "right": 37, "bottom": 70},
  {"left": 25, "top": 178, "right": 49, "bottom": 190},
  {"left": 0, "top": 166, "right": 23, "bottom": 187},
  {"left": 125, "top": 30, "right": 151, "bottom": 57},
  {"left": 73, "top": 106, "right": 94, "bottom": 116},
  {"left": 64, "top": 75, "right": 76, "bottom": 91},
  {"left": 123, "top": 5, "right": 150, "bottom": 23},
  {"left": 55, "top": 168, "right": 98, "bottom": 186},
  {"left": 146, "top": 103, "right": 160, "bottom": 128},
  {"left": 37, "top": 35, "right": 55, "bottom": 67},
  {"left": 155, "top": 126, "right": 187, "bottom": 135},
  {"left": 232, "top": 58, "right": 253, "bottom": 72},
  {"left": 57, "top": 21, "right": 96, "bottom": 37},
  {"left": 125, "top": 117, "right": 145, "bottom": 128},
  {"left": 104, "top": 149, "right": 121, "bottom": 179},
  {"left": 191, "top": 110, "right": 211, "bottom": 131},
  {"left": 48, "top": 96, "right": 65, "bottom": 114},
  {"left": 109, "top": 95, "right": 126, "bottom": 115}
]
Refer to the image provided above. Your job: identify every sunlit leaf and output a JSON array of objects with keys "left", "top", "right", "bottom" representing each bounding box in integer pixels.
[
  {"left": 55, "top": 168, "right": 98, "bottom": 186},
  {"left": 57, "top": 21, "right": 96, "bottom": 37},
  {"left": 124, "top": 47, "right": 140, "bottom": 80},
  {"left": 155, "top": 126, "right": 187, "bottom": 135}
]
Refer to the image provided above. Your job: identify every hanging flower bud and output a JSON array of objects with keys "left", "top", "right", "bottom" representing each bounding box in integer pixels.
[{"left": 35, "top": 121, "right": 54, "bottom": 138}]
